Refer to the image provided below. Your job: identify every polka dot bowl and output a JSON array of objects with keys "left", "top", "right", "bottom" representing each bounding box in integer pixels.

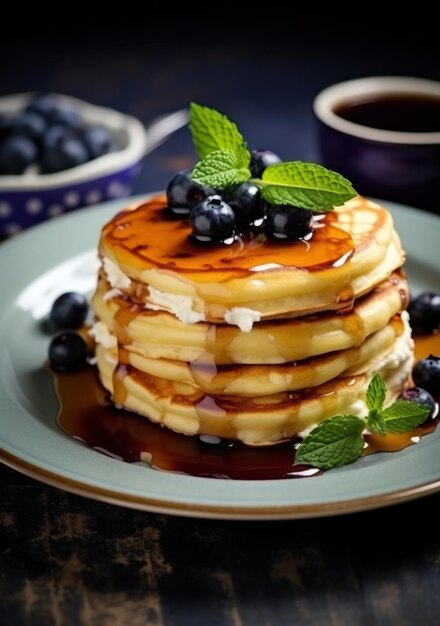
[{"left": 0, "top": 93, "right": 148, "bottom": 237}]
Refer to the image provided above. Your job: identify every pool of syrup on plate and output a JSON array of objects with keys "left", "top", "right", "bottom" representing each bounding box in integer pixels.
[{"left": 51, "top": 331, "right": 440, "bottom": 480}]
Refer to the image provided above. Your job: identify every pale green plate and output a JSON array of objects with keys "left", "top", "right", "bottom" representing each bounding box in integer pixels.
[{"left": 0, "top": 196, "right": 439, "bottom": 519}]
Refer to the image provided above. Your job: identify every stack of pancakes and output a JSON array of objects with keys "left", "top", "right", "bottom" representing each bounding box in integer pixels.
[{"left": 91, "top": 195, "right": 412, "bottom": 445}]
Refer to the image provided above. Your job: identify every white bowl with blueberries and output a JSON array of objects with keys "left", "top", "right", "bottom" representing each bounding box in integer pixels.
[{"left": 0, "top": 92, "right": 148, "bottom": 237}]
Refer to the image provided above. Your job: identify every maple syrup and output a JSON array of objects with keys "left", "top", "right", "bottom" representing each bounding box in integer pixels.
[
  {"left": 51, "top": 197, "right": 438, "bottom": 479},
  {"left": 101, "top": 196, "right": 357, "bottom": 282},
  {"left": 53, "top": 365, "right": 320, "bottom": 480},
  {"left": 51, "top": 331, "right": 439, "bottom": 480}
]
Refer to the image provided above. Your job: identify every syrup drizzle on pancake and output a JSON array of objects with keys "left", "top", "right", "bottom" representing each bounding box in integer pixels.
[
  {"left": 52, "top": 332, "right": 440, "bottom": 480},
  {"left": 102, "top": 196, "right": 356, "bottom": 279}
]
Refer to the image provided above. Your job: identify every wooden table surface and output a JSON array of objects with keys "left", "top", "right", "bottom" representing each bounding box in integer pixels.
[
  {"left": 1, "top": 14, "right": 439, "bottom": 625},
  {"left": 2, "top": 463, "right": 440, "bottom": 626}
]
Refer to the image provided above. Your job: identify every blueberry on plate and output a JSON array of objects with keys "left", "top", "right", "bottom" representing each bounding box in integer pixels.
[
  {"left": 190, "top": 196, "right": 236, "bottom": 241},
  {"left": 412, "top": 355, "right": 440, "bottom": 395},
  {"left": 249, "top": 149, "right": 282, "bottom": 178},
  {"left": 265, "top": 205, "right": 313, "bottom": 240},
  {"left": 398, "top": 386, "right": 437, "bottom": 421},
  {"left": 0, "top": 134, "right": 38, "bottom": 174},
  {"left": 49, "top": 292, "right": 89, "bottom": 329},
  {"left": 48, "top": 331, "right": 88, "bottom": 371},
  {"left": 408, "top": 292, "right": 440, "bottom": 333},
  {"left": 167, "top": 170, "right": 215, "bottom": 214},
  {"left": 222, "top": 182, "right": 264, "bottom": 221}
]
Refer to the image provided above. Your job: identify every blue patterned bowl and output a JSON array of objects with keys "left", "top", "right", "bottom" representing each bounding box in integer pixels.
[{"left": 0, "top": 93, "right": 148, "bottom": 237}]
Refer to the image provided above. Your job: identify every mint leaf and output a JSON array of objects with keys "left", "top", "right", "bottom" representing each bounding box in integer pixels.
[
  {"left": 295, "top": 415, "right": 365, "bottom": 470},
  {"left": 380, "top": 400, "right": 431, "bottom": 433},
  {"left": 258, "top": 161, "right": 357, "bottom": 211},
  {"left": 191, "top": 149, "right": 251, "bottom": 189},
  {"left": 189, "top": 103, "right": 250, "bottom": 164},
  {"left": 366, "top": 410, "right": 388, "bottom": 436},
  {"left": 366, "top": 373, "right": 386, "bottom": 412}
]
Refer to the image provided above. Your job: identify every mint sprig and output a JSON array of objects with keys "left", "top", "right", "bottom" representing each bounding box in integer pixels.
[
  {"left": 295, "top": 415, "right": 364, "bottom": 470},
  {"left": 295, "top": 374, "right": 431, "bottom": 470},
  {"left": 380, "top": 401, "right": 431, "bottom": 433},
  {"left": 365, "top": 373, "right": 386, "bottom": 412},
  {"left": 258, "top": 162, "right": 356, "bottom": 211},
  {"left": 188, "top": 103, "right": 357, "bottom": 211},
  {"left": 189, "top": 102, "right": 250, "bottom": 163},
  {"left": 191, "top": 149, "right": 251, "bottom": 188}
]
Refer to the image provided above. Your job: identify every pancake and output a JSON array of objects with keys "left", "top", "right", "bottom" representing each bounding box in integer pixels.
[
  {"left": 95, "top": 315, "right": 404, "bottom": 396},
  {"left": 91, "top": 270, "right": 408, "bottom": 365},
  {"left": 94, "top": 315, "right": 413, "bottom": 444},
  {"left": 98, "top": 195, "right": 405, "bottom": 324},
  {"left": 91, "top": 194, "right": 412, "bottom": 446}
]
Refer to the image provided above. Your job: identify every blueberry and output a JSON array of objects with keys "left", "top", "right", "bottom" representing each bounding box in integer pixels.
[
  {"left": 42, "top": 136, "right": 90, "bottom": 173},
  {"left": 222, "top": 182, "right": 264, "bottom": 221},
  {"left": 48, "top": 106, "right": 83, "bottom": 130},
  {"left": 412, "top": 355, "right": 440, "bottom": 395},
  {"left": 167, "top": 170, "right": 215, "bottom": 214},
  {"left": 27, "top": 94, "right": 83, "bottom": 129},
  {"left": 398, "top": 387, "right": 437, "bottom": 421},
  {"left": 265, "top": 205, "right": 313, "bottom": 240},
  {"left": 43, "top": 124, "right": 75, "bottom": 149},
  {"left": 408, "top": 292, "right": 440, "bottom": 333},
  {"left": 0, "top": 113, "right": 13, "bottom": 139},
  {"left": 48, "top": 331, "right": 88, "bottom": 371},
  {"left": 27, "top": 93, "right": 59, "bottom": 118},
  {"left": 13, "top": 111, "right": 47, "bottom": 143},
  {"left": 50, "top": 292, "right": 89, "bottom": 329},
  {"left": 249, "top": 149, "right": 282, "bottom": 178},
  {"left": 190, "top": 196, "right": 236, "bottom": 241},
  {"left": 82, "top": 124, "right": 114, "bottom": 158},
  {"left": 0, "top": 135, "right": 38, "bottom": 174}
]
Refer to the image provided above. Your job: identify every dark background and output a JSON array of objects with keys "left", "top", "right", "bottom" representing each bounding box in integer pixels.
[
  {"left": 1, "top": 11, "right": 438, "bottom": 193},
  {"left": 1, "top": 11, "right": 440, "bottom": 626}
]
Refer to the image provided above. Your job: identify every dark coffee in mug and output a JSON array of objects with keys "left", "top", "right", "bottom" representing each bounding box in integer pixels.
[
  {"left": 313, "top": 77, "right": 440, "bottom": 213},
  {"left": 334, "top": 94, "right": 440, "bottom": 133}
]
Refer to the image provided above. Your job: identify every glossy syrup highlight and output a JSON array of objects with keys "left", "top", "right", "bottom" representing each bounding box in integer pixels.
[{"left": 100, "top": 196, "right": 357, "bottom": 281}]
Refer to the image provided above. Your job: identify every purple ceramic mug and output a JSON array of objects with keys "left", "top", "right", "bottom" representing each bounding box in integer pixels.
[{"left": 313, "top": 77, "right": 440, "bottom": 214}]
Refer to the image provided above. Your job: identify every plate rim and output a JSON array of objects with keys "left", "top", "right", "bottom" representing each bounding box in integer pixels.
[
  {"left": 2, "top": 448, "right": 440, "bottom": 519},
  {"left": 1, "top": 194, "right": 439, "bottom": 520}
]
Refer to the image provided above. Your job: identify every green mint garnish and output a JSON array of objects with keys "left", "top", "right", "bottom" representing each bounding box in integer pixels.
[
  {"left": 295, "top": 374, "right": 431, "bottom": 470},
  {"left": 188, "top": 103, "right": 357, "bottom": 211},
  {"left": 258, "top": 162, "right": 357, "bottom": 211},
  {"left": 365, "top": 372, "right": 386, "bottom": 412},
  {"left": 295, "top": 415, "right": 365, "bottom": 470},
  {"left": 365, "top": 410, "right": 388, "bottom": 436},
  {"left": 189, "top": 102, "right": 250, "bottom": 162},
  {"left": 191, "top": 149, "right": 251, "bottom": 188},
  {"left": 379, "top": 400, "right": 432, "bottom": 434}
]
